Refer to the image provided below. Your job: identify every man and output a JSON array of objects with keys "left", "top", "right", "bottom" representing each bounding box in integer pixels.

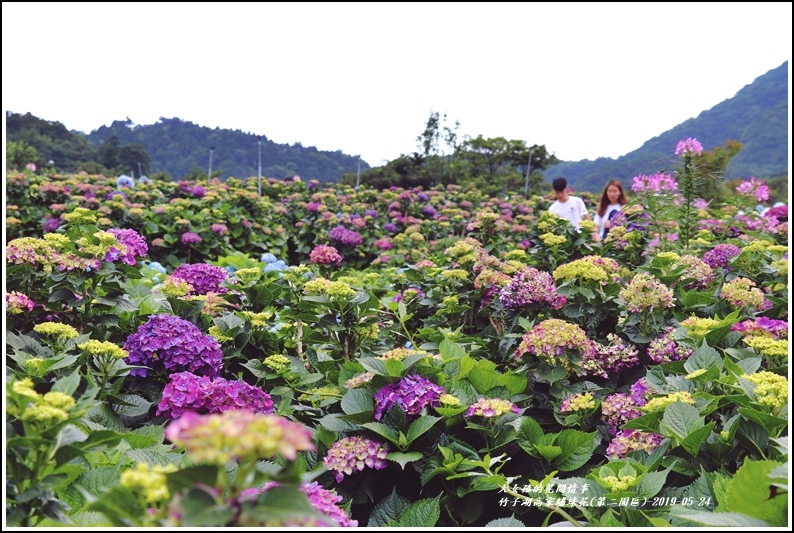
[{"left": 548, "top": 177, "right": 590, "bottom": 230}]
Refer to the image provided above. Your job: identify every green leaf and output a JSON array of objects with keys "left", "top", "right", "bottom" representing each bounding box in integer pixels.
[
  {"left": 368, "top": 489, "right": 410, "bottom": 527},
  {"left": 554, "top": 430, "right": 595, "bottom": 471},
  {"left": 722, "top": 460, "right": 788, "bottom": 525},
  {"left": 684, "top": 341, "right": 722, "bottom": 374},
  {"left": 468, "top": 364, "right": 498, "bottom": 394},
  {"left": 46, "top": 354, "right": 81, "bottom": 373},
  {"left": 166, "top": 465, "right": 220, "bottom": 492},
  {"left": 83, "top": 404, "right": 125, "bottom": 431},
  {"left": 515, "top": 416, "right": 544, "bottom": 455},
  {"left": 384, "top": 358, "right": 404, "bottom": 377},
  {"left": 113, "top": 394, "right": 153, "bottom": 417},
  {"left": 387, "top": 451, "right": 424, "bottom": 469},
  {"left": 358, "top": 357, "right": 390, "bottom": 376},
  {"left": 399, "top": 496, "right": 441, "bottom": 527},
  {"left": 75, "top": 466, "right": 121, "bottom": 497},
  {"left": 486, "top": 516, "right": 526, "bottom": 527},
  {"left": 51, "top": 368, "right": 81, "bottom": 396},
  {"left": 622, "top": 412, "right": 663, "bottom": 433},
  {"left": 126, "top": 445, "right": 182, "bottom": 466},
  {"left": 180, "top": 488, "right": 235, "bottom": 526},
  {"left": 340, "top": 388, "right": 373, "bottom": 416},
  {"left": 439, "top": 338, "right": 467, "bottom": 362},
  {"left": 360, "top": 422, "right": 400, "bottom": 445},
  {"left": 635, "top": 466, "right": 671, "bottom": 499},
  {"left": 659, "top": 402, "right": 701, "bottom": 441},
  {"left": 497, "top": 372, "right": 527, "bottom": 396},
  {"left": 318, "top": 414, "right": 359, "bottom": 432},
  {"left": 737, "top": 407, "right": 788, "bottom": 433},
  {"left": 406, "top": 416, "right": 440, "bottom": 444},
  {"left": 736, "top": 357, "right": 763, "bottom": 375},
  {"left": 535, "top": 444, "right": 562, "bottom": 462},
  {"left": 680, "top": 422, "right": 715, "bottom": 457},
  {"left": 457, "top": 355, "right": 475, "bottom": 379},
  {"left": 668, "top": 509, "right": 768, "bottom": 527}
]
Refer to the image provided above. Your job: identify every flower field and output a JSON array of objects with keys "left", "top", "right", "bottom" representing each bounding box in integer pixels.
[{"left": 5, "top": 140, "right": 789, "bottom": 527}]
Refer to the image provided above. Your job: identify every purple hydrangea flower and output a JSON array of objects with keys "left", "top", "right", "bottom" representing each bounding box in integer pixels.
[
  {"left": 171, "top": 263, "right": 229, "bottom": 295},
  {"left": 701, "top": 243, "right": 741, "bottom": 269},
  {"left": 601, "top": 393, "right": 643, "bottom": 436},
  {"left": 181, "top": 232, "right": 202, "bottom": 245},
  {"left": 606, "top": 429, "right": 665, "bottom": 459},
  {"left": 310, "top": 244, "right": 343, "bottom": 267},
  {"left": 241, "top": 482, "right": 357, "bottom": 527},
  {"left": 373, "top": 374, "right": 445, "bottom": 421},
  {"left": 499, "top": 267, "right": 566, "bottom": 310},
  {"left": 43, "top": 217, "right": 61, "bottom": 232},
  {"left": 328, "top": 225, "right": 363, "bottom": 247},
  {"left": 107, "top": 228, "right": 148, "bottom": 265},
  {"left": 646, "top": 327, "right": 693, "bottom": 364},
  {"left": 156, "top": 371, "right": 274, "bottom": 419},
  {"left": 322, "top": 436, "right": 389, "bottom": 482},
  {"left": 383, "top": 223, "right": 399, "bottom": 233},
  {"left": 123, "top": 314, "right": 223, "bottom": 377}
]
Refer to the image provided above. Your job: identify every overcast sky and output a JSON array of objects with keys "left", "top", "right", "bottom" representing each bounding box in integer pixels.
[{"left": 3, "top": 2, "right": 792, "bottom": 167}]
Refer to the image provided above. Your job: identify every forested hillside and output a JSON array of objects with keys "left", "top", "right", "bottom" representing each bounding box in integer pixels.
[{"left": 546, "top": 61, "right": 789, "bottom": 192}]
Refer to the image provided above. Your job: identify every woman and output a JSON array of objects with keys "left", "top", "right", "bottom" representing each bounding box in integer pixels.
[{"left": 593, "top": 180, "right": 627, "bottom": 241}]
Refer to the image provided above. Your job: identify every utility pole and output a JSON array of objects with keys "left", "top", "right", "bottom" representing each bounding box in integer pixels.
[
  {"left": 355, "top": 155, "right": 361, "bottom": 189},
  {"left": 524, "top": 146, "right": 534, "bottom": 199},
  {"left": 257, "top": 136, "right": 262, "bottom": 197},
  {"left": 208, "top": 146, "right": 215, "bottom": 181}
]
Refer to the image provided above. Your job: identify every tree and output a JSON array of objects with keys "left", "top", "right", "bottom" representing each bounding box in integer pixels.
[
  {"left": 118, "top": 143, "right": 152, "bottom": 177},
  {"left": 97, "top": 135, "right": 121, "bottom": 171},
  {"left": 6, "top": 140, "right": 38, "bottom": 170}
]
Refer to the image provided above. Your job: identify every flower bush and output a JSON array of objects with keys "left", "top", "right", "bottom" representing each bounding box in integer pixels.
[{"left": 4, "top": 142, "right": 790, "bottom": 528}]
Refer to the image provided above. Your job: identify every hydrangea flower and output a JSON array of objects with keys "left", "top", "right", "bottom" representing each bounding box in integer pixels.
[
  {"left": 107, "top": 228, "right": 148, "bottom": 265},
  {"left": 743, "top": 371, "right": 788, "bottom": 412},
  {"left": 642, "top": 391, "right": 696, "bottom": 413},
  {"left": 6, "top": 291, "right": 35, "bottom": 313},
  {"left": 560, "top": 392, "right": 596, "bottom": 413},
  {"left": 328, "top": 225, "right": 363, "bottom": 247},
  {"left": 582, "top": 334, "right": 640, "bottom": 378},
  {"left": 124, "top": 314, "right": 223, "bottom": 377},
  {"left": 344, "top": 372, "right": 375, "bottom": 389},
  {"left": 701, "top": 243, "right": 741, "bottom": 269},
  {"left": 181, "top": 232, "right": 202, "bottom": 244},
  {"left": 601, "top": 393, "right": 643, "bottom": 436},
  {"left": 156, "top": 371, "right": 274, "bottom": 418},
  {"left": 619, "top": 273, "right": 675, "bottom": 313},
  {"left": 310, "top": 244, "right": 342, "bottom": 267},
  {"left": 719, "top": 277, "right": 768, "bottom": 310},
  {"left": 322, "top": 436, "right": 389, "bottom": 482},
  {"left": 373, "top": 374, "right": 445, "bottom": 421},
  {"left": 120, "top": 463, "right": 178, "bottom": 503},
  {"left": 465, "top": 398, "right": 520, "bottom": 418},
  {"left": 165, "top": 410, "right": 313, "bottom": 466},
  {"left": 515, "top": 319, "right": 596, "bottom": 375},
  {"left": 240, "top": 481, "right": 357, "bottom": 527},
  {"left": 646, "top": 327, "right": 693, "bottom": 364},
  {"left": 606, "top": 429, "right": 665, "bottom": 459},
  {"left": 171, "top": 263, "right": 229, "bottom": 295},
  {"left": 499, "top": 267, "right": 566, "bottom": 310}
]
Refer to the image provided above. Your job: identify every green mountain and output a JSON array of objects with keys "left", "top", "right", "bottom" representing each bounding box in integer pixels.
[
  {"left": 83, "top": 117, "right": 367, "bottom": 182},
  {"left": 546, "top": 61, "right": 789, "bottom": 192}
]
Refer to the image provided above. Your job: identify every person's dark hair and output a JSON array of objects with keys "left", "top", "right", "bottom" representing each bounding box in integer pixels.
[
  {"left": 597, "top": 179, "right": 627, "bottom": 217},
  {"left": 552, "top": 177, "right": 567, "bottom": 192}
]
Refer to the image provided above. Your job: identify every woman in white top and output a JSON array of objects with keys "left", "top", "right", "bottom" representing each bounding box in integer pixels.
[{"left": 593, "top": 179, "right": 627, "bottom": 241}]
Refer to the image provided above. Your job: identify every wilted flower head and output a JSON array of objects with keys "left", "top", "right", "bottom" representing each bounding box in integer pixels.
[
  {"left": 165, "top": 410, "right": 313, "bottom": 466},
  {"left": 322, "top": 436, "right": 389, "bottom": 482},
  {"left": 373, "top": 374, "right": 445, "bottom": 421},
  {"left": 674, "top": 138, "right": 704, "bottom": 157},
  {"left": 172, "top": 263, "right": 229, "bottom": 295},
  {"left": 310, "top": 244, "right": 343, "bottom": 267},
  {"left": 124, "top": 314, "right": 223, "bottom": 377}
]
